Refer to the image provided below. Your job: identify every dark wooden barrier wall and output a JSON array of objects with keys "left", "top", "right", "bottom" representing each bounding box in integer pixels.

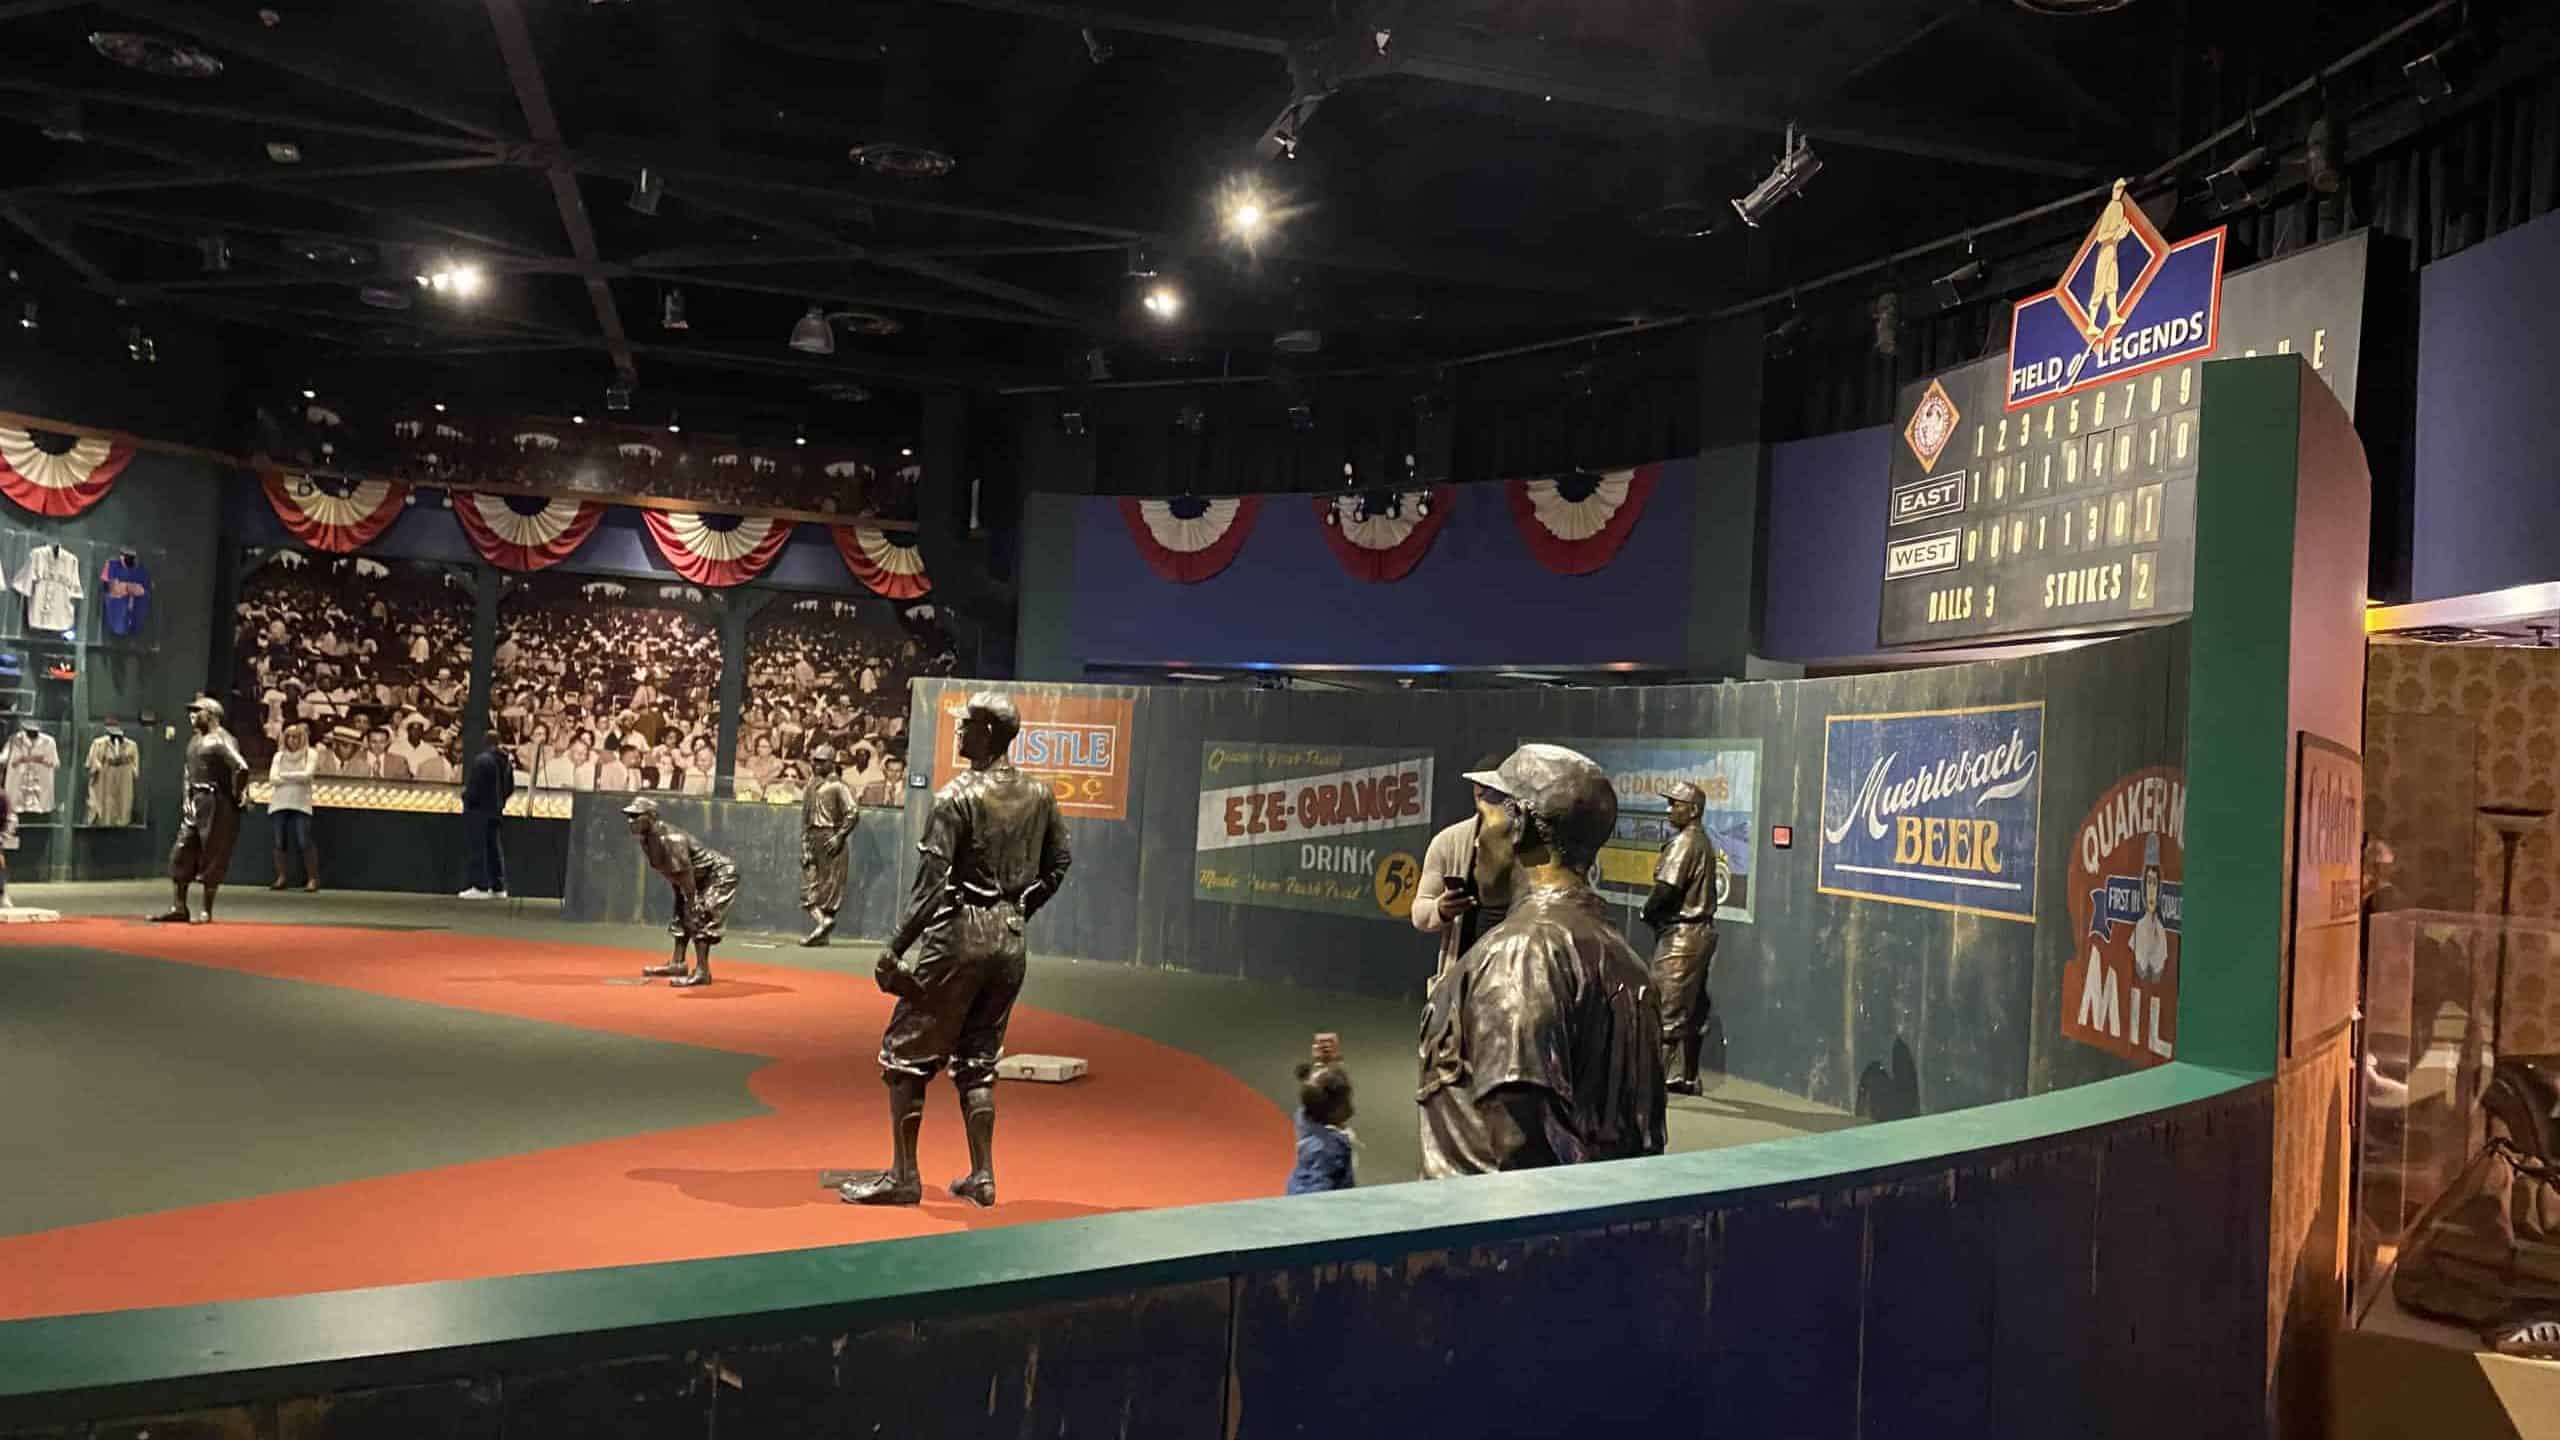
[
  {"left": 0, "top": 1069, "right": 2271, "bottom": 1439},
  {"left": 913, "top": 624, "right": 2184, "bottom": 1117}
]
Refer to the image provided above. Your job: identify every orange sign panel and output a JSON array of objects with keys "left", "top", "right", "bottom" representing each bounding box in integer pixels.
[{"left": 929, "top": 690, "right": 1133, "bottom": 821}]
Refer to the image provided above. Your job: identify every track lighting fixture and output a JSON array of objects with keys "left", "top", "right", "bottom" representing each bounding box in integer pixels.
[
  {"left": 199, "top": 233, "right": 230, "bottom": 273},
  {"left": 2205, "top": 146, "right": 2272, "bottom": 214},
  {"left": 18, "top": 300, "right": 35, "bottom": 333},
  {"left": 1730, "top": 123, "right": 1821, "bottom": 228},
  {"left": 661, "top": 287, "right": 687, "bottom": 331},
  {"left": 1141, "top": 282, "right": 1183, "bottom": 320},
  {"left": 789, "top": 304, "right": 835, "bottom": 355},
  {"left": 1933, "top": 257, "right": 1985, "bottom": 311},
  {"left": 628, "top": 167, "right": 663, "bottom": 216},
  {"left": 606, "top": 373, "right": 634, "bottom": 412}
]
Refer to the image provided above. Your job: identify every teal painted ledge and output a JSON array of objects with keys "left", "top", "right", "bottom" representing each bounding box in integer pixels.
[{"left": 0, "top": 1060, "right": 2256, "bottom": 1414}]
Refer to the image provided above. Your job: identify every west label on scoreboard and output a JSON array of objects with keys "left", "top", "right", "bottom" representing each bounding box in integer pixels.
[{"left": 1876, "top": 193, "right": 2374, "bottom": 649}]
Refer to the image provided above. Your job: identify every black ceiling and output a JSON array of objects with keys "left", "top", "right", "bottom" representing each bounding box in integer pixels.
[{"left": 0, "top": 0, "right": 2458, "bottom": 436}]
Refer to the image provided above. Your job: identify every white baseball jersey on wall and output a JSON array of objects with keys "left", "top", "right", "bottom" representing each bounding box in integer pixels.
[
  {"left": 13, "top": 543, "right": 82, "bottom": 632},
  {"left": 5, "top": 727, "right": 59, "bottom": 814}
]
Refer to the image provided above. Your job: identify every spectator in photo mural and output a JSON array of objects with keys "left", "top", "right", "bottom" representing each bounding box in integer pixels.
[
  {"left": 315, "top": 725, "right": 363, "bottom": 777},
  {"left": 744, "top": 732, "right": 782, "bottom": 792},
  {"left": 358, "top": 726, "right": 411, "bottom": 781},
  {"left": 543, "top": 734, "right": 592, "bottom": 791},
  {"left": 766, "top": 760, "right": 806, "bottom": 805},
  {"left": 412, "top": 731, "right": 458, "bottom": 785},
  {"left": 684, "top": 741, "right": 718, "bottom": 795},
  {"left": 390, "top": 718, "right": 435, "bottom": 777},
  {"left": 598, "top": 743, "right": 641, "bottom": 792},
  {"left": 882, "top": 752, "right": 908, "bottom": 799}
]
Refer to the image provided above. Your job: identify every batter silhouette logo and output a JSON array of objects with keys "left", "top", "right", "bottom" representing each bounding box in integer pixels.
[{"left": 2006, "top": 180, "right": 2226, "bottom": 410}]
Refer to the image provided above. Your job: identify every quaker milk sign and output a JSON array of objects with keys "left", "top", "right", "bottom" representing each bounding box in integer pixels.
[
  {"left": 2063, "top": 767, "right": 2185, "bottom": 1066},
  {"left": 1817, "top": 702, "right": 2044, "bottom": 922}
]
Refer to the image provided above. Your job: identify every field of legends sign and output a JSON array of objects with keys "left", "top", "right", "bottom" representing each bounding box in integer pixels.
[
  {"left": 1194, "top": 742, "right": 1435, "bottom": 921},
  {"left": 1818, "top": 702, "right": 2044, "bottom": 922},
  {"left": 2063, "top": 767, "right": 2184, "bottom": 1066}
]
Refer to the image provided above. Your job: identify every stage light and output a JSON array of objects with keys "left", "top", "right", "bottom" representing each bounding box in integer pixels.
[
  {"left": 899, "top": 445, "right": 913, "bottom": 458},
  {"left": 1125, "top": 243, "right": 1158, "bottom": 278},
  {"left": 1287, "top": 401, "right": 1314, "bottom": 431},
  {"left": 264, "top": 140, "right": 300, "bottom": 164},
  {"left": 667, "top": 409, "right": 681, "bottom": 434},
  {"left": 1082, "top": 25, "right": 1112, "bottom": 63},
  {"left": 1730, "top": 123, "right": 1821, "bottom": 228},
  {"left": 1059, "top": 407, "right": 1086, "bottom": 437},
  {"left": 789, "top": 304, "right": 835, "bottom": 355},
  {"left": 126, "top": 325, "right": 154, "bottom": 363},
  {"left": 1142, "top": 282, "right": 1183, "bottom": 319},
  {"left": 572, "top": 413, "right": 587, "bottom": 424},
  {"left": 606, "top": 374, "right": 633, "bottom": 412},
  {"left": 433, "top": 401, "right": 447, "bottom": 412},
  {"left": 2206, "top": 146, "right": 2270, "bottom": 214},
  {"left": 628, "top": 166, "right": 663, "bottom": 216},
  {"left": 795, "top": 427, "right": 807, "bottom": 446},
  {"left": 1933, "top": 257, "right": 1985, "bottom": 311},
  {"left": 300, "top": 385, "right": 317, "bottom": 400},
  {"left": 1766, "top": 308, "right": 1807, "bottom": 355},
  {"left": 2404, "top": 49, "right": 2453, "bottom": 104},
  {"left": 421, "top": 260, "right": 485, "bottom": 298},
  {"left": 19, "top": 300, "right": 36, "bottom": 332},
  {"left": 661, "top": 287, "right": 687, "bottom": 331},
  {"left": 198, "top": 233, "right": 230, "bottom": 272},
  {"left": 1220, "top": 179, "right": 1274, "bottom": 243}
]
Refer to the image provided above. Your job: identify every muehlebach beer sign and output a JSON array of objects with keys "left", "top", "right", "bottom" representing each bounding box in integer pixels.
[
  {"left": 1817, "top": 702, "right": 2043, "bottom": 922},
  {"left": 2007, "top": 180, "right": 2227, "bottom": 409}
]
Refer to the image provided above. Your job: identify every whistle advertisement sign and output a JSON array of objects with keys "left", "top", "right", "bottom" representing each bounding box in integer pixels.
[
  {"left": 930, "top": 690, "right": 1133, "bottom": 820},
  {"left": 1194, "top": 742, "right": 1435, "bottom": 920},
  {"left": 1817, "top": 702, "right": 2044, "bottom": 922}
]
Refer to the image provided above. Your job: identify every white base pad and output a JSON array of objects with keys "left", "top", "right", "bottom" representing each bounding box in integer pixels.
[
  {"left": 0, "top": 907, "right": 61, "bottom": 923},
  {"left": 995, "top": 1054, "right": 1088, "bottom": 1083}
]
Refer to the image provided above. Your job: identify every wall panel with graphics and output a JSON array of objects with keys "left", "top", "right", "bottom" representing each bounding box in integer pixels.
[{"left": 910, "top": 625, "right": 2185, "bottom": 1118}]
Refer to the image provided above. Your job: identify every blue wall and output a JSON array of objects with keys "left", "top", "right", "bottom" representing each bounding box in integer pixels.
[
  {"left": 1764, "top": 426, "right": 1893, "bottom": 662},
  {"left": 2412, "top": 207, "right": 2560, "bottom": 600},
  {"left": 1065, "top": 462, "right": 1705, "bottom": 669}
]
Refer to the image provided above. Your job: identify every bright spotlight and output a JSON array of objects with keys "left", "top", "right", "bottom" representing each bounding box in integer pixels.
[
  {"left": 1219, "top": 178, "right": 1276, "bottom": 243},
  {"left": 421, "top": 260, "right": 486, "bottom": 299},
  {"left": 1143, "top": 283, "right": 1183, "bottom": 319},
  {"left": 449, "top": 264, "right": 484, "bottom": 298}
]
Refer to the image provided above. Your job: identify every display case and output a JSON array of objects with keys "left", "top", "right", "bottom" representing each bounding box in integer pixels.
[{"left": 2345, "top": 908, "right": 2560, "bottom": 1432}]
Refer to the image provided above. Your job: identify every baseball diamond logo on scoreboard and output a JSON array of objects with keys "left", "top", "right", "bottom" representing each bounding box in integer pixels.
[
  {"left": 2007, "top": 181, "right": 2226, "bottom": 410},
  {"left": 1903, "top": 378, "right": 1960, "bottom": 468}
]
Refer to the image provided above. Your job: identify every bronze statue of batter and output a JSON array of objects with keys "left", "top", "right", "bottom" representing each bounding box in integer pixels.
[
  {"left": 625, "top": 798, "right": 737, "bottom": 988},
  {"left": 1644, "top": 780, "right": 1723, "bottom": 1097},
  {"left": 1418, "top": 744, "right": 1666, "bottom": 1176},
  {"left": 837, "top": 693, "right": 1071, "bottom": 1209},
  {"left": 152, "top": 697, "right": 248, "bottom": 924}
]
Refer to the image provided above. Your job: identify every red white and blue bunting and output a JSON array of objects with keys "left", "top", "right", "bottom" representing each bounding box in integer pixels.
[
  {"left": 832, "top": 522, "right": 931, "bottom": 599},
  {"left": 0, "top": 426, "right": 134, "bottom": 517},
  {"left": 260, "top": 470, "right": 409, "bottom": 553},
  {"left": 1312, "top": 485, "right": 1454, "bottom": 583},
  {"left": 1120, "top": 494, "right": 1260, "bottom": 583},
  {"left": 641, "top": 509, "right": 795, "bottom": 587},
  {"left": 1505, "top": 464, "right": 1660, "bottom": 576},
  {"left": 453, "top": 491, "right": 605, "bottom": 572}
]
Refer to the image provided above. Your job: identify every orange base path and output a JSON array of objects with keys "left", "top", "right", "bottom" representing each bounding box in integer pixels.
[{"left": 0, "top": 919, "right": 1289, "bottom": 1321}]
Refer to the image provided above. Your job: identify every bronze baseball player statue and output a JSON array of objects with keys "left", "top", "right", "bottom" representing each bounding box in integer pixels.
[
  {"left": 625, "top": 798, "right": 737, "bottom": 988},
  {"left": 798, "top": 743, "right": 859, "bottom": 947},
  {"left": 152, "top": 697, "right": 248, "bottom": 924},
  {"left": 1644, "top": 781, "right": 1723, "bottom": 1096},
  {"left": 837, "top": 692, "right": 1071, "bottom": 1208},
  {"left": 1418, "top": 744, "right": 1666, "bottom": 1176}
]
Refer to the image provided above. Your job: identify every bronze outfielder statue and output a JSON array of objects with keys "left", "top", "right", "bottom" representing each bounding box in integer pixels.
[
  {"left": 152, "top": 697, "right": 248, "bottom": 924},
  {"left": 838, "top": 692, "right": 1071, "bottom": 1208},
  {"left": 1643, "top": 780, "right": 1722, "bottom": 1096},
  {"left": 798, "top": 743, "right": 859, "bottom": 947}
]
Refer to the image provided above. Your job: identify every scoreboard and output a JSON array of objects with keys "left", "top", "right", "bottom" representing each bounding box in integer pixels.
[{"left": 1878, "top": 225, "right": 2376, "bottom": 649}]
